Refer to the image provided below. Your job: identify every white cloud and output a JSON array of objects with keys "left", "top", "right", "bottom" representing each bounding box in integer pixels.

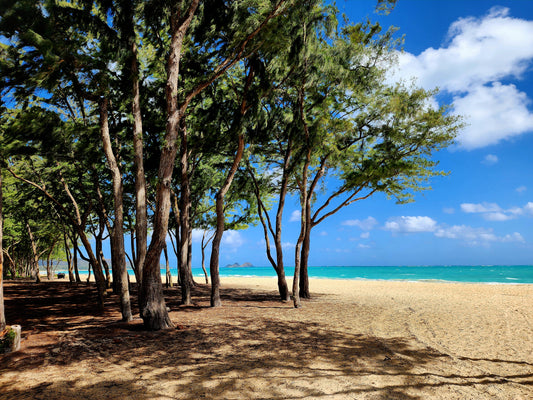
[
  {"left": 384, "top": 216, "right": 438, "bottom": 233},
  {"left": 360, "top": 232, "right": 370, "bottom": 239},
  {"left": 282, "top": 242, "right": 295, "bottom": 249},
  {"left": 461, "top": 202, "right": 501, "bottom": 213},
  {"left": 482, "top": 154, "right": 498, "bottom": 165},
  {"left": 342, "top": 216, "right": 378, "bottom": 231},
  {"left": 434, "top": 225, "right": 524, "bottom": 244},
  {"left": 516, "top": 186, "right": 527, "bottom": 193},
  {"left": 221, "top": 230, "right": 244, "bottom": 248},
  {"left": 319, "top": 231, "right": 328, "bottom": 236},
  {"left": 483, "top": 212, "right": 513, "bottom": 222},
  {"left": 357, "top": 244, "right": 371, "bottom": 249},
  {"left": 452, "top": 83, "right": 533, "bottom": 149},
  {"left": 461, "top": 201, "right": 533, "bottom": 221},
  {"left": 392, "top": 7, "right": 533, "bottom": 149},
  {"left": 443, "top": 207, "right": 455, "bottom": 214},
  {"left": 289, "top": 210, "right": 301, "bottom": 222}
]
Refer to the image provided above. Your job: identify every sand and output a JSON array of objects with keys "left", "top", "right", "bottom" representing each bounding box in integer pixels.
[{"left": 1, "top": 277, "right": 532, "bottom": 399}]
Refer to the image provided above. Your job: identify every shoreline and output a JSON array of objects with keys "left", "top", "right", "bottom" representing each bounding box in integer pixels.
[{"left": 46, "top": 272, "right": 533, "bottom": 286}]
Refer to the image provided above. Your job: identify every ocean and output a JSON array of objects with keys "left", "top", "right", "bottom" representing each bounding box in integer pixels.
[{"left": 155, "top": 265, "right": 533, "bottom": 284}]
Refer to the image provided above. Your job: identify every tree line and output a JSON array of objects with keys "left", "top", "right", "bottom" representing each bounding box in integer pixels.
[{"left": 0, "top": 0, "right": 460, "bottom": 331}]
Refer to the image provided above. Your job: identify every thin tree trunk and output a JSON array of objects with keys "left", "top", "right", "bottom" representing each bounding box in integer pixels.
[
  {"left": 210, "top": 134, "right": 245, "bottom": 307},
  {"left": 72, "top": 233, "right": 81, "bottom": 283},
  {"left": 163, "top": 245, "right": 172, "bottom": 288},
  {"left": 178, "top": 122, "right": 192, "bottom": 305},
  {"left": 99, "top": 98, "right": 132, "bottom": 321},
  {"left": 46, "top": 238, "right": 58, "bottom": 280},
  {"left": 77, "top": 229, "right": 107, "bottom": 311},
  {"left": 0, "top": 167, "right": 5, "bottom": 331},
  {"left": 201, "top": 230, "right": 213, "bottom": 284},
  {"left": 273, "top": 140, "right": 293, "bottom": 301},
  {"left": 299, "top": 216, "right": 311, "bottom": 298},
  {"left": 64, "top": 232, "right": 75, "bottom": 282},
  {"left": 25, "top": 222, "right": 40, "bottom": 283},
  {"left": 130, "top": 23, "right": 147, "bottom": 288}
]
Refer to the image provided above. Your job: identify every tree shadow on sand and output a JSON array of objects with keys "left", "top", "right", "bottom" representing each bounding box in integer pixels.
[{"left": 1, "top": 281, "right": 531, "bottom": 399}]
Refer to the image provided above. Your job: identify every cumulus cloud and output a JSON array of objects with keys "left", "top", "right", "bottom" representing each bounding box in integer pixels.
[
  {"left": 435, "top": 225, "right": 524, "bottom": 244},
  {"left": 221, "top": 230, "right": 244, "bottom": 248},
  {"left": 360, "top": 232, "right": 370, "bottom": 239},
  {"left": 392, "top": 7, "right": 533, "bottom": 149},
  {"left": 461, "top": 201, "right": 533, "bottom": 221},
  {"left": 384, "top": 215, "right": 525, "bottom": 246},
  {"left": 342, "top": 216, "right": 378, "bottom": 231},
  {"left": 461, "top": 202, "right": 501, "bottom": 213},
  {"left": 384, "top": 216, "right": 438, "bottom": 233},
  {"left": 289, "top": 210, "right": 301, "bottom": 222},
  {"left": 452, "top": 83, "right": 533, "bottom": 149}
]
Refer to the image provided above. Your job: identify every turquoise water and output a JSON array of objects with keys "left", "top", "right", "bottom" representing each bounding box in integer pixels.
[{"left": 154, "top": 265, "right": 533, "bottom": 284}]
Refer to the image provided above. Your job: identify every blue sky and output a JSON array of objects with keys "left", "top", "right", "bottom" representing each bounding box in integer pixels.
[{"left": 152, "top": 1, "right": 533, "bottom": 268}]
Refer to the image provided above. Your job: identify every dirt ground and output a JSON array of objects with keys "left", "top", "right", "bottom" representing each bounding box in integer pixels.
[{"left": 1, "top": 279, "right": 532, "bottom": 399}]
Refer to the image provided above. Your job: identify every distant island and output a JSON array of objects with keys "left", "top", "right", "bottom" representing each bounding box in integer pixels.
[{"left": 224, "top": 262, "right": 254, "bottom": 268}]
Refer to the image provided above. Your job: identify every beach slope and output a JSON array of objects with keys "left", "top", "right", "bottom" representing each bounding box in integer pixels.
[{"left": 1, "top": 278, "right": 531, "bottom": 399}]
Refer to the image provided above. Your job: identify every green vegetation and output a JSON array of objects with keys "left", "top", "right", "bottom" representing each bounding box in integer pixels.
[{"left": 0, "top": 0, "right": 460, "bottom": 329}]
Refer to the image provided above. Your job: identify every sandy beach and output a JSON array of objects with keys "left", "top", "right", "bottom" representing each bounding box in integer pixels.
[{"left": 1, "top": 277, "right": 532, "bottom": 399}]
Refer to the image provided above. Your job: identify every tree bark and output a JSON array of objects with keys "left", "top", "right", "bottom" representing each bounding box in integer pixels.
[
  {"left": 99, "top": 98, "right": 132, "bottom": 322},
  {"left": 129, "top": 11, "right": 148, "bottom": 288},
  {"left": 163, "top": 245, "right": 172, "bottom": 288},
  {"left": 0, "top": 167, "right": 5, "bottom": 331},
  {"left": 25, "top": 222, "right": 40, "bottom": 283},
  {"left": 210, "top": 134, "right": 245, "bottom": 307},
  {"left": 273, "top": 140, "right": 293, "bottom": 301},
  {"left": 140, "top": 2, "right": 200, "bottom": 330},
  {"left": 64, "top": 232, "right": 75, "bottom": 282},
  {"left": 72, "top": 232, "right": 81, "bottom": 283},
  {"left": 178, "top": 122, "right": 192, "bottom": 305}
]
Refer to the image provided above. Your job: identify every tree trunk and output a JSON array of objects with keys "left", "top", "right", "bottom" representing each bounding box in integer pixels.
[
  {"left": 77, "top": 229, "right": 107, "bottom": 311},
  {"left": 299, "top": 198, "right": 312, "bottom": 299},
  {"left": 299, "top": 223, "right": 311, "bottom": 298},
  {"left": 178, "top": 123, "right": 192, "bottom": 305},
  {"left": 72, "top": 233, "right": 81, "bottom": 283},
  {"left": 201, "top": 231, "right": 212, "bottom": 284},
  {"left": 0, "top": 167, "right": 5, "bottom": 331},
  {"left": 130, "top": 25, "right": 147, "bottom": 288},
  {"left": 64, "top": 233, "right": 75, "bottom": 282},
  {"left": 25, "top": 222, "right": 40, "bottom": 283},
  {"left": 210, "top": 134, "right": 245, "bottom": 307},
  {"left": 139, "top": 2, "right": 199, "bottom": 330},
  {"left": 163, "top": 245, "right": 172, "bottom": 288},
  {"left": 45, "top": 239, "right": 57, "bottom": 281},
  {"left": 273, "top": 140, "right": 293, "bottom": 302},
  {"left": 99, "top": 98, "right": 132, "bottom": 322}
]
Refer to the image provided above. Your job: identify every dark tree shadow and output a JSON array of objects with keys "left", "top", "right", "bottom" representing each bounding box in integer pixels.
[{"left": 1, "top": 281, "right": 531, "bottom": 400}]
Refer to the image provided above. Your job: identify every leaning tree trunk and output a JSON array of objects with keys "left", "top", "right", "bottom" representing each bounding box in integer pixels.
[
  {"left": 273, "top": 141, "right": 293, "bottom": 301},
  {"left": 99, "top": 98, "right": 132, "bottom": 322},
  {"left": 139, "top": 2, "right": 199, "bottom": 330}
]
